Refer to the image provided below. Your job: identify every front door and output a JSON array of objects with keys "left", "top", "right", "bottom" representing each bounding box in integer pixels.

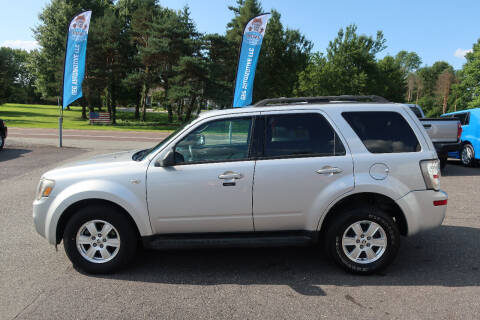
[
  {"left": 252, "top": 111, "right": 354, "bottom": 231},
  {"left": 147, "top": 116, "right": 256, "bottom": 234}
]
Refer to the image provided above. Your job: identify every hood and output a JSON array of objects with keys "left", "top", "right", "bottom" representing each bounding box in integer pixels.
[
  {"left": 66, "top": 150, "right": 139, "bottom": 167},
  {"left": 42, "top": 149, "right": 144, "bottom": 180}
]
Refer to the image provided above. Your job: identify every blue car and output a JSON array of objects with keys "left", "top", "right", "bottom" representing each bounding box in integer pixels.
[{"left": 442, "top": 108, "right": 480, "bottom": 166}]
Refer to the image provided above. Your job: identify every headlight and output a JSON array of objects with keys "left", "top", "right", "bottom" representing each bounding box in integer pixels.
[{"left": 36, "top": 178, "right": 55, "bottom": 200}]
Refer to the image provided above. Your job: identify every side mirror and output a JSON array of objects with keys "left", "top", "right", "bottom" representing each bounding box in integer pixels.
[{"left": 157, "top": 149, "right": 175, "bottom": 167}]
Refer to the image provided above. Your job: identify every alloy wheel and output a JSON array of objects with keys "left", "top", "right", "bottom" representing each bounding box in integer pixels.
[
  {"left": 461, "top": 144, "right": 474, "bottom": 165},
  {"left": 342, "top": 220, "right": 387, "bottom": 264},
  {"left": 76, "top": 220, "right": 120, "bottom": 263}
]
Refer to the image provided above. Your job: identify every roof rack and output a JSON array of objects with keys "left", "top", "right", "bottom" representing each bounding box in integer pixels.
[{"left": 253, "top": 95, "right": 390, "bottom": 107}]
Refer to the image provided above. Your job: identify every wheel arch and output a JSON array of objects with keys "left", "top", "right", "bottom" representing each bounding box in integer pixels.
[
  {"left": 319, "top": 192, "right": 408, "bottom": 237},
  {"left": 56, "top": 198, "right": 141, "bottom": 244}
]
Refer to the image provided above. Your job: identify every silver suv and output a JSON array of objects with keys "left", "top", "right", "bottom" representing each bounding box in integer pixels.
[{"left": 33, "top": 96, "right": 448, "bottom": 275}]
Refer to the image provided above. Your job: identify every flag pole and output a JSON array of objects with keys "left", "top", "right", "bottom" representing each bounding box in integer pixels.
[
  {"left": 60, "top": 9, "right": 92, "bottom": 148},
  {"left": 58, "top": 96, "right": 63, "bottom": 148}
]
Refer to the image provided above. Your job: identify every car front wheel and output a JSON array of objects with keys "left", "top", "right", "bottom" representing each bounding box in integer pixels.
[
  {"left": 325, "top": 207, "right": 400, "bottom": 274},
  {"left": 63, "top": 204, "right": 138, "bottom": 274}
]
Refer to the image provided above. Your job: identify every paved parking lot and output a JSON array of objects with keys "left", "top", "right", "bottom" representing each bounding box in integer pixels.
[{"left": 1, "top": 140, "right": 479, "bottom": 319}]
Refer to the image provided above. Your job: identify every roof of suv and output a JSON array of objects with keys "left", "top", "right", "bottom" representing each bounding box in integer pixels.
[
  {"left": 198, "top": 102, "right": 406, "bottom": 119},
  {"left": 197, "top": 95, "right": 413, "bottom": 119}
]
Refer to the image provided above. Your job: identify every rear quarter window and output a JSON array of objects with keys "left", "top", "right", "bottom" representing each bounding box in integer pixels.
[
  {"left": 453, "top": 112, "right": 470, "bottom": 125},
  {"left": 342, "top": 111, "right": 421, "bottom": 153}
]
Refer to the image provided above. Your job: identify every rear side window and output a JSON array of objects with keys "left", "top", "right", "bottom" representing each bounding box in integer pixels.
[
  {"left": 263, "top": 113, "right": 346, "bottom": 158},
  {"left": 342, "top": 111, "right": 420, "bottom": 153},
  {"left": 454, "top": 112, "right": 470, "bottom": 125}
]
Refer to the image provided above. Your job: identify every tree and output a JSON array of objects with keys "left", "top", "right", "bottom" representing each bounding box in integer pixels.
[
  {"left": 226, "top": 0, "right": 262, "bottom": 44},
  {"left": 406, "top": 72, "right": 417, "bottom": 102},
  {"left": 416, "top": 61, "right": 453, "bottom": 116},
  {"left": 203, "top": 34, "right": 237, "bottom": 108},
  {"left": 395, "top": 51, "right": 422, "bottom": 102},
  {"left": 253, "top": 10, "right": 312, "bottom": 101},
  {"left": 295, "top": 53, "right": 329, "bottom": 96},
  {"left": 167, "top": 7, "right": 208, "bottom": 122},
  {"left": 436, "top": 69, "right": 455, "bottom": 114},
  {"left": 376, "top": 55, "right": 406, "bottom": 102},
  {"left": 128, "top": 0, "right": 160, "bottom": 121},
  {"left": 297, "top": 24, "right": 391, "bottom": 98},
  {"left": 454, "top": 39, "right": 480, "bottom": 109},
  {"left": 0, "top": 48, "right": 40, "bottom": 104},
  {"left": 87, "top": 7, "right": 130, "bottom": 123},
  {"left": 395, "top": 51, "right": 422, "bottom": 74}
]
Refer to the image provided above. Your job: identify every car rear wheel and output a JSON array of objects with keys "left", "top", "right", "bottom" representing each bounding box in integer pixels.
[
  {"left": 325, "top": 207, "right": 400, "bottom": 274},
  {"left": 63, "top": 204, "right": 138, "bottom": 274},
  {"left": 439, "top": 156, "right": 447, "bottom": 170},
  {"left": 461, "top": 143, "right": 476, "bottom": 167},
  {"left": 0, "top": 135, "right": 4, "bottom": 150}
]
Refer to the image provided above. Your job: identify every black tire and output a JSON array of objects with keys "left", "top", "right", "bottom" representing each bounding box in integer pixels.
[
  {"left": 461, "top": 143, "right": 476, "bottom": 167},
  {"left": 0, "top": 135, "right": 4, "bottom": 151},
  {"left": 439, "top": 156, "right": 447, "bottom": 170},
  {"left": 325, "top": 207, "right": 400, "bottom": 275},
  {"left": 63, "top": 204, "right": 138, "bottom": 274}
]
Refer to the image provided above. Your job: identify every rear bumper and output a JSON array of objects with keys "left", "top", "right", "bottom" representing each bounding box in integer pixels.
[
  {"left": 395, "top": 190, "right": 448, "bottom": 236},
  {"left": 434, "top": 141, "right": 461, "bottom": 157}
]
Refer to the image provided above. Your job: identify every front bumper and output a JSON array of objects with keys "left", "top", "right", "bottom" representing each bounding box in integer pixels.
[
  {"left": 33, "top": 198, "right": 52, "bottom": 242},
  {"left": 395, "top": 189, "right": 448, "bottom": 236}
]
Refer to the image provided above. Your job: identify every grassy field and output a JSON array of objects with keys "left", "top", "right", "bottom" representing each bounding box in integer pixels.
[{"left": 0, "top": 103, "right": 181, "bottom": 131}]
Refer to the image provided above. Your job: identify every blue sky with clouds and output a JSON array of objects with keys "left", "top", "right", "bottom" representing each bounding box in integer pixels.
[{"left": 1, "top": 0, "right": 478, "bottom": 69}]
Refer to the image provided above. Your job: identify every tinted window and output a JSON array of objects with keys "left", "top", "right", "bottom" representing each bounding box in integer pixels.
[
  {"left": 263, "top": 113, "right": 345, "bottom": 158},
  {"left": 175, "top": 118, "right": 252, "bottom": 164},
  {"left": 343, "top": 111, "right": 420, "bottom": 153},
  {"left": 454, "top": 112, "right": 470, "bottom": 125},
  {"left": 409, "top": 106, "right": 423, "bottom": 118}
]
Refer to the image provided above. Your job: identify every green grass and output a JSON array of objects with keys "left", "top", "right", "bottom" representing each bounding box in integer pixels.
[{"left": 0, "top": 103, "right": 181, "bottom": 132}]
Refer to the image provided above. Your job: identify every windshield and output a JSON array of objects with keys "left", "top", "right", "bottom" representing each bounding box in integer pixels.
[{"left": 134, "top": 120, "right": 194, "bottom": 161}]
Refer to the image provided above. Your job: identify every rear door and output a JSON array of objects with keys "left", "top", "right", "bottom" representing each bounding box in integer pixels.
[{"left": 252, "top": 110, "right": 354, "bottom": 231}]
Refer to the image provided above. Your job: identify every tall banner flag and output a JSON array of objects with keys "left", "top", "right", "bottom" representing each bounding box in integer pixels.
[
  {"left": 62, "top": 10, "right": 92, "bottom": 109},
  {"left": 232, "top": 13, "right": 271, "bottom": 108}
]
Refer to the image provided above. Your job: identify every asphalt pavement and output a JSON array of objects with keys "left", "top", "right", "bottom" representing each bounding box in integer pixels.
[{"left": 1, "top": 136, "right": 479, "bottom": 320}]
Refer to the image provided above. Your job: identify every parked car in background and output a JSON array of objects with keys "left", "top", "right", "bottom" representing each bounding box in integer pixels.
[
  {"left": 0, "top": 119, "right": 7, "bottom": 151},
  {"left": 442, "top": 108, "right": 480, "bottom": 167},
  {"left": 33, "top": 96, "right": 448, "bottom": 275},
  {"left": 407, "top": 104, "right": 462, "bottom": 168}
]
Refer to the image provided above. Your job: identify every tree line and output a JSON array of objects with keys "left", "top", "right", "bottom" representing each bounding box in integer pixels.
[{"left": 1, "top": 0, "right": 479, "bottom": 122}]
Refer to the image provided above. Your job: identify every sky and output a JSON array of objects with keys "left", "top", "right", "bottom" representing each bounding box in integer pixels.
[{"left": 1, "top": 0, "right": 479, "bottom": 70}]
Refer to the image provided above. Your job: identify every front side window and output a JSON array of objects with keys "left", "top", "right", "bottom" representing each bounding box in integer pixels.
[
  {"left": 175, "top": 117, "right": 253, "bottom": 164},
  {"left": 342, "top": 111, "right": 421, "bottom": 153},
  {"left": 263, "top": 113, "right": 346, "bottom": 158}
]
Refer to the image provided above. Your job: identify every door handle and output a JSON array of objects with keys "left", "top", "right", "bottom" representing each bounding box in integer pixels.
[
  {"left": 218, "top": 171, "right": 243, "bottom": 180},
  {"left": 316, "top": 166, "right": 343, "bottom": 175}
]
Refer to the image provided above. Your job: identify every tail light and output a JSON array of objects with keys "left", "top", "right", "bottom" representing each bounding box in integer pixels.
[
  {"left": 433, "top": 199, "right": 448, "bottom": 206},
  {"left": 457, "top": 122, "right": 462, "bottom": 141},
  {"left": 420, "top": 159, "right": 440, "bottom": 191}
]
